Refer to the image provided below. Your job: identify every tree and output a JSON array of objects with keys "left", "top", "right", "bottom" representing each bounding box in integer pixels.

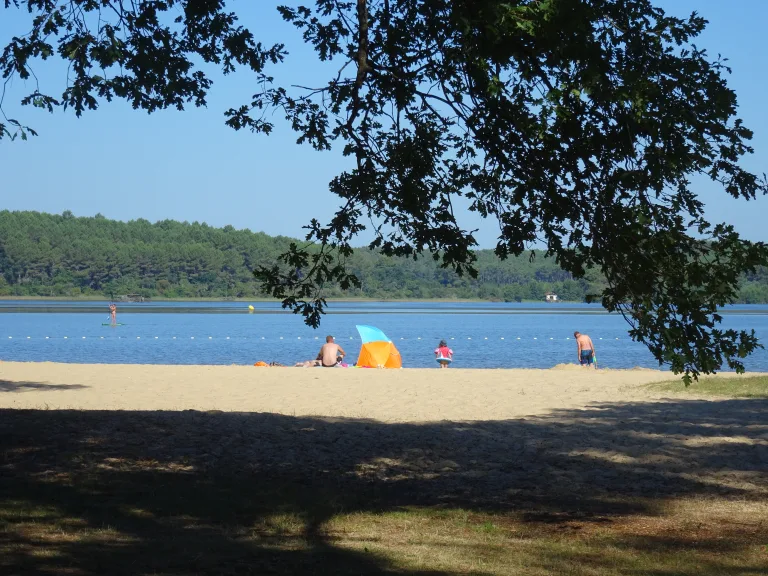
[{"left": 2, "top": 1, "right": 767, "bottom": 380}]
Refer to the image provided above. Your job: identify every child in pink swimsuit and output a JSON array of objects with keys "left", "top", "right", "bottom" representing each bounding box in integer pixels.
[{"left": 434, "top": 340, "right": 453, "bottom": 368}]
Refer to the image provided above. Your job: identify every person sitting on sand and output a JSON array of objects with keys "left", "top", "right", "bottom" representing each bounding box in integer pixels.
[
  {"left": 435, "top": 340, "right": 453, "bottom": 368},
  {"left": 574, "top": 331, "right": 596, "bottom": 368},
  {"left": 317, "top": 335, "right": 345, "bottom": 367}
]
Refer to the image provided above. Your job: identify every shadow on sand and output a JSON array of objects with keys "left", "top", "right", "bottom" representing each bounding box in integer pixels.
[
  {"left": 0, "top": 388, "right": 766, "bottom": 575},
  {"left": 0, "top": 380, "right": 89, "bottom": 392}
]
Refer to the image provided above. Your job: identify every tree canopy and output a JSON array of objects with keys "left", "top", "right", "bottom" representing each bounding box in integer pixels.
[{"left": 2, "top": 1, "right": 767, "bottom": 379}]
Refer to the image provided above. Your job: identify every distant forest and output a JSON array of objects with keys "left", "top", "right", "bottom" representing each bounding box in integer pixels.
[{"left": 1, "top": 210, "right": 767, "bottom": 303}]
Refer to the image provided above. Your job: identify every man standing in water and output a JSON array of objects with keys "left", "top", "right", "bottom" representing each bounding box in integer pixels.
[
  {"left": 574, "top": 331, "right": 596, "bottom": 368},
  {"left": 317, "top": 335, "right": 346, "bottom": 367},
  {"left": 109, "top": 303, "right": 117, "bottom": 326}
]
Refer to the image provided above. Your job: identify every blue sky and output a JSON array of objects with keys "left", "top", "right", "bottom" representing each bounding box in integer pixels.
[{"left": 1, "top": 1, "right": 765, "bottom": 248}]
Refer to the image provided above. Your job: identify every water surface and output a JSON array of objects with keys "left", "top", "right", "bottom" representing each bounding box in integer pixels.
[{"left": 1, "top": 301, "right": 767, "bottom": 370}]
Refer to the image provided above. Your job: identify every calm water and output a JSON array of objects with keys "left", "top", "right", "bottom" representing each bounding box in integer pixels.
[{"left": 2, "top": 301, "right": 768, "bottom": 370}]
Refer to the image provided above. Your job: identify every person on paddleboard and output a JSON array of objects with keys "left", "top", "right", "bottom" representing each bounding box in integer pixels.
[{"left": 109, "top": 303, "right": 117, "bottom": 326}]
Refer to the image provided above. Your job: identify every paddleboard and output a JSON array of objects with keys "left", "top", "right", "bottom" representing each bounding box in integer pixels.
[{"left": 102, "top": 323, "right": 126, "bottom": 326}]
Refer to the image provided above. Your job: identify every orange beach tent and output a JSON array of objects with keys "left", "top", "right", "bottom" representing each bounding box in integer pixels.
[{"left": 355, "top": 325, "right": 402, "bottom": 368}]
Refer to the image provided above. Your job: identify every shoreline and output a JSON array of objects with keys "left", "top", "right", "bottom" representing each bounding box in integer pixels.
[
  {"left": 1, "top": 361, "right": 669, "bottom": 370},
  {"left": 0, "top": 360, "right": 756, "bottom": 374}
]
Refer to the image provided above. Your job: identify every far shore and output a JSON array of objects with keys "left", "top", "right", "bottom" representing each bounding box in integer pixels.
[{"left": 0, "top": 295, "right": 581, "bottom": 304}]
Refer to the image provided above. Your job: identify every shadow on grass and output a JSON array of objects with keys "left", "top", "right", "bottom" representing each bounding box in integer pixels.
[
  {"left": 0, "top": 380, "right": 89, "bottom": 392},
  {"left": 0, "top": 394, "right": 766, "bottom": 575}
]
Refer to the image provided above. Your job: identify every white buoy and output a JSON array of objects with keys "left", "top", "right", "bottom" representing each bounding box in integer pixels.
[
  {"left": 173, "top": 336, "right": 177, "bottom": 339},
  {"left": 8, "top": 336, "right": 11, "bottom": 339},
  {"left": 137, "top": 336, "right": 140, "bottom": 339},
  {"left": 209, "top": 336, "right": 213, "bottom": 339},
  {"left": 550, "top": 337, "right": 554, "bottom": 340},
  {"left": 64, "top": 336, "right": 68, "bottom": 339},
  {"left": 279, "top": 336, "right": 283, "bottom": 340},
  {"left": 82, "top": 336, "right": 86, "bottom": 339},
  {"left": 45, "top": 336, "right": 49, "bottom": 339},
  {"left": 468, "top": 337, "right": 472, "bottom": 340},
  {"left": 298, "top": 337, "right": 301, "bottom": 340},
  {"left": 516, "top": 337, "right": 521, "bottom": 340},
  {"left": 100, "top": 336, "right": 104, "bottom": 339},
  {"left": 484, "top": 337, "right": 488, "bottom": 340},
  {"left": 417, "top": 337, "right": 421, "bottom": 340},
  {"left": 533, "top": 337, "right": 538, "bottom": 340},
  {"left": 501, "top": 337, "right": 505, "bottom": 340},
  {"left": 226, "top": 337, "right": 230, "bottom": 340},
  {"left": 191, "top": 337, "right": 195, "bottom": 339}
]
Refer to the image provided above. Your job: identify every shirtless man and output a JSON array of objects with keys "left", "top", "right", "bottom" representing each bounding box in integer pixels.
[
  {"left": 109, "top": 303, "right": 117, "bottom": 326},
  {"left": 317, "top": 335, "right": 346, "bottom": 367},
  {"left": 574, "top": 331, "right": 596, "bottom": 368}
]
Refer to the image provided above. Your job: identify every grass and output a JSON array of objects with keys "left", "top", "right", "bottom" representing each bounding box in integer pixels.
[
  {"left": 652, "top": 375, "right": 768, "bottom": 398},
  {"left": 2, "top": 492, "right": 766, "bottom": 576},
  {"left": 1, "top": 384, "right": 767, "bottom": 575},
  {"left": 323, "top": 503, "right": 768, "bottom": 575}
]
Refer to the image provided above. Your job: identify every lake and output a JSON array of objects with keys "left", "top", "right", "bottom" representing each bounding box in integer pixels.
[{"left": 1, "top": 300, "right": 768, "bottom": 370}]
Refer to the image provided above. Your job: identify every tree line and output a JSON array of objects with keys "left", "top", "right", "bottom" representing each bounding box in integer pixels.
[{"left": 1, "top": 210, "right": 766, "bottom": 303}]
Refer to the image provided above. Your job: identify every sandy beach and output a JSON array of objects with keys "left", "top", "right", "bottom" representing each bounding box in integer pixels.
[
  {"left": 0, "top": 361, "right": 758, "bottom": 420},
  {"left": 2, "top": 361, "right": 767, "bottom": 576},
  {"left": 1, "top": 361, "right": 766, "bottom": 505}
]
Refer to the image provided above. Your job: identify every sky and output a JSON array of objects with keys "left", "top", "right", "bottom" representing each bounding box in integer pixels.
[{"left": 1, "top": 0, "right": 766, "bottom": 248}]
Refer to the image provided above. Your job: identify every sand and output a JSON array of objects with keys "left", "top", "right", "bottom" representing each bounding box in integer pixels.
[
  {"left": 1, "top": 362, "right": 766, "bottom": 520},
  {"left": 0, "top": 361, "right": 757, "bottom": 421}
]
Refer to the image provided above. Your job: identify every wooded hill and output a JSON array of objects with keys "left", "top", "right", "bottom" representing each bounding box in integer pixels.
[{"left": 1, "top": 211, "right": 766, "bottom": 302}]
